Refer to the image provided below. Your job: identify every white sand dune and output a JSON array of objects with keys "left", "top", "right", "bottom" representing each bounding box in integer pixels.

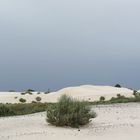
[
  {"left": 0, "top": 103, "right": 140, "bottom": 140},
  {"left": 46, "top": 85, "right": 134, "bottom": 102},
  {"left": 0, "top": 85, "right": 134, "bottom": 103}
]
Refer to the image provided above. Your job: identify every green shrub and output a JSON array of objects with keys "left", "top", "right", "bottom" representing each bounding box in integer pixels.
[
  {"left": 19, "top": 98, "right": 26, "bottom": 103},
  {"left": 46, "top": 95, "right": 96, "bottom": 128},
  {"left": 0, "top": 105, "right": 15, "bottom": 117},
  {"left": 110, "top": 95, "right": 130, "bottom": 103},
  {"left": 36, "top": 97, "right": 42, "bottom": 102},
  {"left": 100, "top": 96, "right": 105, "bottom": 101}
]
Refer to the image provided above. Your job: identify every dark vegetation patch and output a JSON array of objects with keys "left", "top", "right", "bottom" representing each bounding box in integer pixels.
[
  {"left": 46, "top": 95, "right": 96, "bottom": 128},
  {"left": 36, "top": 97, "right": 42, "bottom": 102},
  {"left": 0, "top": 103, "right": 49, "bottom": 117},
  {"left": 1, "top": 91, "right": 140, "bottom": 117}
]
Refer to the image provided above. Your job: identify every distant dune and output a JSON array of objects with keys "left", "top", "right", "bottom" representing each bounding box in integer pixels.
[{"left": 0, "top": 85, "right": 134, "bottom": 104}]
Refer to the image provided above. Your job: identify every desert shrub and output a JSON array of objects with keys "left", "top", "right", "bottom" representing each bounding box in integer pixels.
[
  {"left": 46, "top": 95, "right": 96, "bottom": 128},
  {"left": 37, "top": 92, "right": 41, "bottom": 94},
  {"left": 117, "top": 94, "right": 121, "bottom": 98},
  {"left": 100, "top": 96, "right": 105, "bottom": 101},
  {"left": 133, "top": 90, "right": 137, "bottom": 95},
  {"left": 14, "top": 97, "right": 18, "bottom": 99},
  {"left": 28, "top": 92, "right": 33, "bottom": 95},
  {"left": 115, "top": 84, "right": 121, "bottom": 88},
  {"left": 110, "top": 95, "right": 130, "bottom": 103},
  {"left": 133, "top": 92, "right": 140, "bottom": 101},
  {"left": 0, "top": 105, "right": 15, "bottom": 117},
  {"left": 32, "top": 101, "right": 37, "bottom": 104},
  {"left": 21, "top": 92, "right": 26, "bottom": 95},
  {"left": 19, "top": 98, "right": 26, "bottom": 103},
  {"left": 44, "top": 89, "right": 50, "bottom": 94},
  {"left": 36, "top": 97, "right": 42, "bottom": 102},
  {"left": 133, "top": 90, "right": 140, "bottom": 97},
  {"left": 25, "top": 89, "right": 34, "bottom": 95},
  {"left": 26, "top": 89, "right": 34, "bottom": 92}
]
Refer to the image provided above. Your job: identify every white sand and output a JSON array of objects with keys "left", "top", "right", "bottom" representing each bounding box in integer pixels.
[
  {"left": 0, "top": 103, "right": 140, "bottom": 140},
  {"left": 0, "top": 85, "right": 134, "bottom": 103}
]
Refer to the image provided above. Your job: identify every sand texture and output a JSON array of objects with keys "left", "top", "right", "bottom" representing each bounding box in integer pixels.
[{"left": 0, "top": 103, "right": 140, "bottom": 140}]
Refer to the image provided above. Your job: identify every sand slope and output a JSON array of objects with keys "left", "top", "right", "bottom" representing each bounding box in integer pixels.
[
  {"left": 0, "top": 103, "right": 140, "bottom": 140},
  {"left": 46, "top": 85, "right": 133, "bottom": 102},
  {"left": 0, "top": 85, "right": 134, "bottom": 103}
]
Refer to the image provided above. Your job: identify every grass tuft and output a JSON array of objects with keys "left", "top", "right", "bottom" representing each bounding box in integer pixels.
[{"left": 46, "top": 95, "right": 96, "bottom": 128}]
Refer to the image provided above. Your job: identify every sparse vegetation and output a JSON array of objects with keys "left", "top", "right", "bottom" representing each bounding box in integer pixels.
[
  {"left": 24, "top": 89, "right": 34, "bottom": 95},
  {"left": 21, "top": 92, "right": 26, "bottom": 95},
  {"left": 0, "top": 103, "right": 48, "bottom": 117},
  {"left": 46, "top": 95, "right": 96, "bottom": 128},
  {"left": 100, "top": 96, "right": 105, "bottom": 101},
  {"left": 0, "top": 105, "right": 15, "bottom": 117},
  {"left": 44, "top": 89, "right": 50, "bottom": 94},
  {"left": 117, "top": 94, "right": 121, "bottom": 98},
  {"left": 1, "top": 91, "right": 140, "bottom": 118},
  {"left": 19, "top": 98, "right": 26, "bottom": 103},
  {"left": 26, "top": 89, "right": 35, "bottom": 92},
  {"left": 32, "top": 101, "right": 37, "bottom": 104},
  {"left": 36, "top": 97, "right": 42, "bottom": 102},
  {"left": 27, "top": 92, "right": 33, "bottom": 95}
]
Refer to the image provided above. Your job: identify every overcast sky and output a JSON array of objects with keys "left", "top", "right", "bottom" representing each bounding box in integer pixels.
[{"left": 0, "top": 0, "right": 140, "bottom": 91}]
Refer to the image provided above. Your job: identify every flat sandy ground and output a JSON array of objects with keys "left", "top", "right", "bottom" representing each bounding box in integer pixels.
[{"left": 1, "top": 103, "right": 140, "bottom": 140}]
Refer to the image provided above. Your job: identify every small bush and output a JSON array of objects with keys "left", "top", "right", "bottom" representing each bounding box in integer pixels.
[
  {"left": 109, "top": 95, "right": 130, "bottom": 103},
  {"left": 26, "top": 89, "right": 34, "bottom": 92},
  {"left": 133, "top": 90, "right": 139, "bottom": 97},
  {"left": 0, "top": 105, "right": 15, "bottom": 117},
  {"left": 28, "top": 92, "right": 33, "bottom": 95},
  {"left": 46, "top": 95, "right": 96, "bottom": 128},
  {"left": 19, "top": 98, "right": 26, "bottom": 103},
  {"left": 133, "top": 91, "right": 140, "bottom": 100},
  {"left": 37, "top": 92, "right": 41, "bottom": 94},
  {"left": 36, "top": 97, "right": 42, "bottom": 102},
  {"left": 21, "top": 92, "right": 26, "bottom": 95},
  {"left": 44, "top": 89, "right": 50, "bottom": 94},
  {"left": 117, "top": 94, "right": 121, "bottom": 98},
  {"left": 100, "top": 96, "right": 105, "bottom": 101},
  {"left": 115, "top": 84, "right": 121, "bottom": 88}
]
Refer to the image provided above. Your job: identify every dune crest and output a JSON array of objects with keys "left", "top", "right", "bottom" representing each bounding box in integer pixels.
[{"left": 0, "top": 85, "right": 134, "bottom": 103}]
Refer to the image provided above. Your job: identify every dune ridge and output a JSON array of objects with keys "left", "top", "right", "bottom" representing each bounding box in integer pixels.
[{"left": 0, "top": 85, "right": 134, "bottom": 103}]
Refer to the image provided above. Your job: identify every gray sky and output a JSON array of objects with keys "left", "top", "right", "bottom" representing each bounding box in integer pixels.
[{"left": 0, "top": 0, "right": 140, "bottom": 91}]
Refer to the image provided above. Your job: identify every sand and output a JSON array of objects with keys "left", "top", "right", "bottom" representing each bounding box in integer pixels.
[
  {"left": 0, "top": 103, "right": 140, "bottom": 140},
  {"left": 0, "top": 85, "right": 134, "bottom": 103}
]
